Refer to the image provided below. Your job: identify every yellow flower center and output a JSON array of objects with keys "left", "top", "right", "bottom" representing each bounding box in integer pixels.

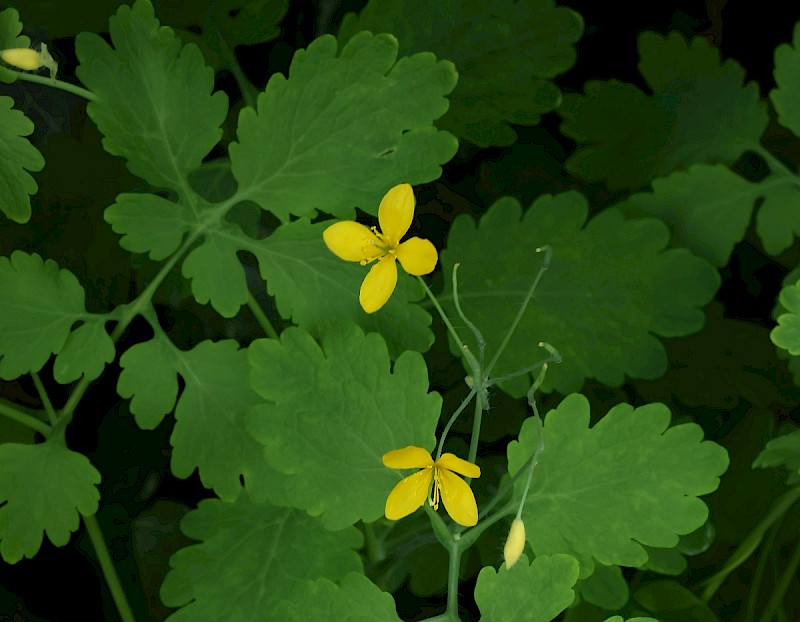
[
  {"left": 428, "top": 466, "right": 442, "bottom": 510},
  {"left": 358, "top": 227, "right": 396, "bottom": 265}
]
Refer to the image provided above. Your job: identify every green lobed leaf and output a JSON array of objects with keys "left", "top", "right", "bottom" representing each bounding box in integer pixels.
[
  {"left": 0, "top": 96, "right": 45, "bottom": 223},
  {"left": 0, "top": 252, "right": 113, "bottom": 381},
  {"left": 104, "top": 193, "right": 194, "bottom": 260},
  {"left": 577, "top": 564, "right": 629, "bottom": 611},
  {"left": 506, "top": 394, "right": 729, "bottom": 575},
  {"left": 560, "top": 31, "right": 767, "bottom": 189},
  {"left": 772, "top": 279, "right": 800, "bottom": 356},
  {"left": 229, "top": 31, "right": 457, "bottom": 221},
  {"left": 633, "top": 581, "right": 719, "bottom": 622},
  {"left": 117, "top": 336, "right": 277, "bottom": 502},
  {"left": 271, "top": 573, "right": 401, "bottom": 621},
  {"left": 771, "top": 22, "right": 800, "bottom": 138},
  {"left": 338, "top": 0, "right": 583, "bottom": 147},
  {"left": 440, "top": 192, "right": 720, "bottom": 396},
  {"left": 0, "top": 441, "right": 101, "bottom": 563},
  {"left": 161, "top": 492, "right": 363, "bottom": 621},
  {"left": 75, "top": 0, "right": 228, "bottom": 192},
  {"left": 474, "top": 554, "right": 579, "bottom": 622},
  {"left": 0, "top": 8, "right": 31, "bottom": 83},
  {"left": 752, "top": 428, "right": 800, "bottom": 477},
  {"left": 247, "top": 323, "right": 441, "bottom": 530}
]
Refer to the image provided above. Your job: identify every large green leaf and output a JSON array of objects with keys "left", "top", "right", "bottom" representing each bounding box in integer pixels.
[
  {"left": 560, "top": 31, "right": 767, "bottom": 189},
  {"left": 229, "top": 31, "right": 457, "bottom": 221},
  {"left": 0, "top": 96, "right": 44, "bottom": 224},
  {"left": 0, "top": 441, "right": 101, "bottom": 563},
  {"left": 161, "top": 492, "right": 363, "bottom": 621},
  {"left": 440, "top": 192, "right": 720, "bottom": 395},
  {"left": 506, "top": 394, "right": 729, "bottom": 575},
  {"left": 75, "top": 0, "right": 227, "bottom": 192},
  {"left": 0, "top": 252, "right": 113, "bottom": 381},
  {"left": 271, "top": 573, "right": 401, "bottom": 621},
  {"left": 474, "top": 554, "right": 579, "bottom": 621},
  {"left": 117, "top": 336, "right": 277, "bottom": 502},
  {"left": 338, "top": 0, "right": 582, "bottom": 147},
  {"left": 247, "top": 323, "right": 441, "bottom": 530}
]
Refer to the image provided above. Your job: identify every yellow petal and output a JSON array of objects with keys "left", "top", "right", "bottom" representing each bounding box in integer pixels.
[
  {"left": 378, "top": 184, "right": 414, "bottom": 246},
  {"left": 437, "top": 468, "right": 479, "bottom": 526},
  {"left": 323, "top": 221, "right": 383, "bottom": 262},
  {"left": 385, "top": 468, "right": 433, "bottom": 520},
  {"left": 383, "top": 446, "right": 434, "bottom": 469},
  {"left": 395, "top": 237, "right": 438, "bottom": 276},
  {"left": 359, "top": 255, "right": 397, "bottom": 313},
  {"left": 1, "top": 48, "right": 43, "bottom": 71},
  {"left": 436, "top": 453, "right": 480, "bottom": 478}
]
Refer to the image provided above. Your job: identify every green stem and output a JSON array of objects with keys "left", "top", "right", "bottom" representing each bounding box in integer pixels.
[
  {"left": 445, "top": 540, "right": 463, "bottom": 621},
  {"left": 216, "top": 30, "right": 258, "bottom": 108},
  {"left": 83, "top": 514, "right": 136, "bottom": 622},
  {"left": 0, "top": 400, "right": 51, "bottom": 437},
  {"left": 246, "top": 294, "right": 279, "bottom": 339},
  {"left": 465, "top": 397, "right": 482, "bottom": 482},
  {"left": 362, "top": 521, "right": 384, "bottom": 565},
  {"left": 755, "top": 534, "right": 800, "bottom": 622},
  {"left": 484, "top": 246, "right": 551, "bottom": 378},
  {"left": 752, "top": 144, "right": 800, "bottom": 181},
  {"left": 31, "top": 372, "right": 57, "bottom": 426},
  {"left": 702, "top": 486, "right": 800, "bottom": 602},
  {"left": 745, "top": 515, "right": 784, "bottom": 622},
  {"left": 11, "top": 72, "right": 97, "bottom": 100},
  {"left": 417, "top": 276, "right": 467, "bottom": 352},
  {"left": 434, "top": 385, "right": 478, "bottom": 461}
]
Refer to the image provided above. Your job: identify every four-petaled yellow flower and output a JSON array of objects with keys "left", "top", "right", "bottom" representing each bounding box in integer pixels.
[
  {"left": 383, "top": 445, "right": 480, "bottom": 527},
  {"left": 323, "top": 184, "right": 438, "bottom": 313}
]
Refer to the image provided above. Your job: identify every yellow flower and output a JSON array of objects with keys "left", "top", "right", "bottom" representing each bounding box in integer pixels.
[
  {"left": 1, "top": 48, "right": 43, "bottom": 71},
  {"left": 382, "top": 445, "right": 480, "bottom": 527},
  {"left": 323, "top": 184, "right": 438, "bottom": 313}
]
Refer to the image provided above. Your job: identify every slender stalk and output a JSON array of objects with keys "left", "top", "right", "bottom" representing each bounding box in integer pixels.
[
  {"left": 417, "top": 277, "right": 467, "bottom": 352},
  {"left": 465, "top": 398, "right": 482, "bottom": 482},
  {"left": 31, "top": 372, "right": 57, "bottom": 426},
  {"left": 755, "top": 536, "right": 800, "bottom": 622},
  {"left": 83, "top": 514, "right": 136, "bottom": 622},
  {"left": 752, "top": 144, "right": 800, "bottom": 180},
  {"left": 445, "top": 540, "right": 463, "bottom": 621},
  {"left": 11, "top": 72, "right": 97, "bottom": 100},
  {"left": 216, "top": 30, "right": 258, "bottom": 108},
  {"left": 0, "top": 400, "right": 50, "bottom": 436},
  {"left": 434, "top": 385, "right": 478, "bottom": 460},
  {"left": 745, "top": 517, "right": 783, "bottom": 622},
  {"left": 246, "top": 294, "right": 279, "bottom": 339},
  {"left": 484, "top": 246, "right": 551, "bottom": 378},
  {"left": 702, "top": 486, "right": 800, "bottom": 601}
]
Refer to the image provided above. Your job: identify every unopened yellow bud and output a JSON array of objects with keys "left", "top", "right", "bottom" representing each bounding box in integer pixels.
[
  {"left": 1, "top": 48, "right": 43, "bottom": 71},
  {"left": 503, "top": 518, "right": 526, "bottom": 568}
]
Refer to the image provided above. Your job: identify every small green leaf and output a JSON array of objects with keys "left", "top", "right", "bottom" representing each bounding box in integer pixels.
[
  {"left": 0, "top": 441, "right": 101, "bottom": 563},
  {"left": 0, "top": 8, "right": 31, "bottom": 83},
  {"left": 771, "top": 279, "right": 800, "bottom": 355},
  {"left": 230, "top": 31, "right": 457, "bottom": 221},
  {"left": 117, "top": 337, "right": 277, "bottom": 502},
  {"left": 640, "top": 545, "right": 687, "bottom": 576},
  {"left": 0, "top": 252, "right": 109, "bottom": 380},
  {"left": 474, "top": 554, "right": 579, "bottom": 622},
  {"left": 161, "top": 492, "right": 363, "bottom": 621},
  {"left": 247, "top": 323, "right": 441, "bottom": 529},
  {"left": 0, "top": 96, "right": 45, "bottom": 223},
  {"left": 561, "top": 32, "right": 767, "bottom": 189},
  {"left": 338, "top": 0, "right": 583, "bottom": 147},
  {"left": 507, "top": 394, "right": 729, "bottom": 575},
  {"left": 53, "top": 321, "right": 115, "bottom": 383},
  {"left": 771, "top": 22, "right": 800, "bottom": 138},
  {"left": 752, "top": 428, "right": 800, "bottom": 477},
  {"left": 577, "top": 564, "right": 629, "bottom": 610},
  {"left": 441, "top": 192, "right": 720, "bottom": 395},
  {"left": 104, "top": 193, "right": 193, "bottom": 260},
  {"left": 75, "top": 0, "right": 227, "bottom": 191},
  {"left": 633, "top": 581, "right": 719, "bottom": 622},
  {"left": 271, "top": 573, "right": 402, "bottom": 621}
]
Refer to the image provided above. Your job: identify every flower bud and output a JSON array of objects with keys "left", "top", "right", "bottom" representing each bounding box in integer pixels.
[
  {"left": 1, "top": 48, "right": 43, "bottom": 71},
  {"left": 503, "top": 518, "right": 526, "bottom": 568}
]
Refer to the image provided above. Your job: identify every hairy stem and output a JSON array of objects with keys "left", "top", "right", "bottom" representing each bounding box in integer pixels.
[
  {"left": 0, "top": 400, "right": 50, "bottom": 437},
  {"left": 246, "top": 294, "right": 280, "bottom": 339},
  {"left": 446, "top": 540, "right": 463, "bottom": 621},
  {"left": 83, "top": 514, "right": 136, "bottom": 622},
  {"left": 31, "top": 372, "right": 57, "bottom": 426}
]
